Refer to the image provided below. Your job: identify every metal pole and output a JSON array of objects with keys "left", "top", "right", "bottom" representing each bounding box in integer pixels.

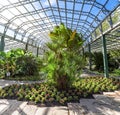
[
  {"left": 82, "top": 47, "right": 84, "bottom": 56},
  {"left": 88, "top": 44, "right": 92, "bottom": 70},
  {"left": 0, "top": 35, "right": 5, "bottom": 51},
  {"left": 25, "top": 44, "right": 28, "bottom": 51},
  {"left": 37, "top": 47, "right": 39, "bottom": 57},
  {"left": 101, "top": 35, "right": 109, "bottom": 77}
]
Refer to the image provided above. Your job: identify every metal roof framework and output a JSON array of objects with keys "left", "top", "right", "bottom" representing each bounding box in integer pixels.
[
  {"left": 0, "top": 0, "right": 120, "bottom": 54},
  {"left": 86, "top": 26, "right": 120, "bottom": 53}
]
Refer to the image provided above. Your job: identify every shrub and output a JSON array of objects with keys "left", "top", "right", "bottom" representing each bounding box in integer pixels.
[
  {"left": 0, "top": 49, "right": 42, "bottom": 78},
  {"left": 68, "top": 96, "right": 73, "bottom": 101},
  {"left": 113, "top": 69, "right": 120, "bottom": 76},
  {"left": 92, "top": 51, "right": 119, "bottom": 72}
]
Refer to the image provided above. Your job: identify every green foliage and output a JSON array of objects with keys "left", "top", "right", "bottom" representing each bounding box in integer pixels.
[
  {"left": 114, "top": 69, "right": 120, "bottom": 75},
  {"left": 0, "top": 77, "right": 119, "bottom": 106},
  {"left": 15, "top": 53, "right": 41, "bottom": 76},
  {"left": 110, "top": 49, "right": 120, "bottom": 69},
  {"left": 113, "top": 69, "right": 120, "bottom": 77},
  {"left": 92, "top": 52, "right": 103, "bottom": 71},
  {"left": 42, "top": 23, "right": 85, "bottom": 90},
  {"left": 0, "top": 48, "right": 42, "bottom": 78},
  {"left": 73, "top": 77, "right": 120, "bottom": 93},
  {"left": 92, "top": 52, "right": 119, "bottom": 72}
]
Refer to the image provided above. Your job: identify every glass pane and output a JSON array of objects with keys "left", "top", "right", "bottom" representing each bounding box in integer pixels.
[
  {"left": 14, "top": 19, "right": 23, "bottom": 25},
  {"left": 22, "top": 25, "right": 29, "bottom": 30},
  {"left": 6, "top": 29, "right": 14, "bottom": 37},
  {"left": 16, "top": 34, "right": 22, "bottom": 40},
  {"left": 23, "top": 37, "right": 28, "bottom": 42},
  {"left": 0, "top": 0, "right": 10, "bottom": 6},
  {"left": 24, "top": 4, "right": 35, "bottom": 12},
  {"left": 83, "top": 4, "right": 92, "bottom": 12},
  {"left": 111, "top": 7, "right": 120, "bottom": 25},
  {"left": 8, "top": 0, "right": 19, "bottom": 3},
  {"left": 95, "top": 28, "right": 101, "bottom": 37},
  {"left": 9, "top": 24, "right": 17, "bottom": 30},
  {"left": 67, "top": 2, "right": 73, "bottom": 10},
  {"left": 1, "top": 10, "right": 14, "bottom": 19},
  {"left": 0, "top": 18, "right": 8, "bottom": 24},
  {"left": 17, "top": 6, "right": 27, "bottom": 13},
  {"left": 9, "top": 8, "right": 21, "bottom": 15},
  {"left": 32, "top": 1, "right": 41, "bottom": 10},
  {"left": 102, "top": 19, "right": 110, "bottom": 32},
  {"left": 0, "top": 25, "right": 5, "bottom": 33}
]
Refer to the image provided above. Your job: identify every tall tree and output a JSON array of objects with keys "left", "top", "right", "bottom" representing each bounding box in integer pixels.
[{"left": 42, "top": 23, "right": 85, "bottom": 90}]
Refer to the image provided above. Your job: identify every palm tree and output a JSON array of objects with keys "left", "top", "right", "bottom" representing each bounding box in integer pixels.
[{"left": 43, "top": 23, "right": 85, "bottom": 90}]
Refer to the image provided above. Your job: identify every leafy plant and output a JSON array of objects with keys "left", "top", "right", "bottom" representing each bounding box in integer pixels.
[
  {"left": 92, "top": 52, "right": 119, "bottom": 72},
  {"left": 113, "top": 69, "right": 120, "bottom": 76},
  {"left": 0, "top": 48, "right": 42, "bottom": 78},
  {"left": 110, "top": 49, "right": 120, "bottom": 69},
  {"left": 92, "top": 52, "right": 104, "bottom": 71},
  {"left": 42, "top": 23, "right": 85, "bottom": 90}
]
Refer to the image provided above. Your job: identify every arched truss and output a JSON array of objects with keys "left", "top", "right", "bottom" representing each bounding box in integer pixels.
[{"left": 0, "top": 0, "right": 119, "bottom": 51}]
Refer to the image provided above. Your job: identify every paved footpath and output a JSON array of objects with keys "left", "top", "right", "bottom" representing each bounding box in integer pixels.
[
  {"left": 0, "top": 99, "right": 68, "bottom": 115},
  {"left": 1, "top": 79, "right": 120, "bottom": 115},
  {"left": 0, "top": 79, "right": 68, "bottom": 115},
  {"left": 68, "top": 91, "right": 120, "bottom": 115},
  {"left": 0, "top": 79, "right": 44, "bottom": 88}
]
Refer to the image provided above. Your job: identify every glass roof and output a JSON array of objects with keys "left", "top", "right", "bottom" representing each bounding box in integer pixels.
[
  {"left": 0, "top": 0, "right": 120, "bottom": 50},
  {"left": 85, "top": 26, "right": 120, "bottom": 53}
]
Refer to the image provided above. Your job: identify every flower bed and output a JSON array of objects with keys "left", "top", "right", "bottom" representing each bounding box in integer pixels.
[{"left": 0, "top": 77, "right": 119, "bottom": 106}]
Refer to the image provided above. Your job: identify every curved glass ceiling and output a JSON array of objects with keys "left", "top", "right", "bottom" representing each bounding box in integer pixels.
[{"left": 0, "top": 0, "right": 119, "bottom": 49}]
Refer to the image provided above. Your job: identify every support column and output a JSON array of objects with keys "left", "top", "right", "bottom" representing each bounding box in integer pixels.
[
  {"left": 0, "top": 35, "right": 5, "bottom": 51},
  {"left": 25, "top": 44, "right": 28, "bottom": 51},
  {"left": 102, "top": 35, "right": 109, "bottom": 78},
  {"left": 82, "top": 47, "right": 84, "bottom": 56},
  {"left": 88, "top": 44, "right": 92, "bottom": 70},
  {"left": 37, "top": 47, "right": 39, "bottom": 57}
]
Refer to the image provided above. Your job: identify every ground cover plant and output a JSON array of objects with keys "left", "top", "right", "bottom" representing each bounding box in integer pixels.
[{"left": 0, "top": 77, "right": 120, "bottom": 106}]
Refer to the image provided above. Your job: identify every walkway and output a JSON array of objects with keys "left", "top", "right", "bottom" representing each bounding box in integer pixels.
[
  {"left": 68, "top": 91, "right": 120, "bottom": 115},
  {"left": 0, "top": 79, "right": 120, "bottom": 115},
  {"left": 0, "top": 79, "right": 43, "bottom": 88},
  {"left": 0, "top": 99, "right": 68, "bottom": 115},
  {"left": 0, "top": 79, "right": 68, "bottom": 115},
  {"left": 0, "top": 91, "right": 120, "bottom": 115},
  {"left": 80, "top": 69, "right": 103, "bottom": 77}
]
